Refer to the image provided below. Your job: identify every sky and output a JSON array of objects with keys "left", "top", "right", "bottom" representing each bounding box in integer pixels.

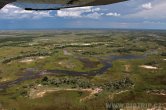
[{"left": 0, "top": 0, "right": 166, "bottom": 30}]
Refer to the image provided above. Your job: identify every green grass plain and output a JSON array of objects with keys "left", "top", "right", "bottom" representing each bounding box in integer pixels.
[{"left": 0, "top": 30, "right": 165, "bottom": 110}]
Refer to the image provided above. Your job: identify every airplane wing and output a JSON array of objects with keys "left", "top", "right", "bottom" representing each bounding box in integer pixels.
[
  {"left": 0, "top": 0, "right": 127, "bottom": 10},
  {"left": 0, "top": 0, "right": 16, "bottom": 9},
  {"left": 0, "top": 2, "right": 5, "bottom": 9}
]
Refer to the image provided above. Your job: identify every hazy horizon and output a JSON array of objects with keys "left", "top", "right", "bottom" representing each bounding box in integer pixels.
[{"left": 0, "top": 28, "right": 166, "bottom": 31}]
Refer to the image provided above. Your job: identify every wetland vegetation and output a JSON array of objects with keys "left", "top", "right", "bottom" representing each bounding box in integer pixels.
[{"left": 0, "top": 30, "right": 165, "bottom": 110}]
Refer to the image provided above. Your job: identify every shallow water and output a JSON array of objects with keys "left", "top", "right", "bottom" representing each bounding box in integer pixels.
[{"left": 0, "top": 55, "right": 144, "bottom": 90}]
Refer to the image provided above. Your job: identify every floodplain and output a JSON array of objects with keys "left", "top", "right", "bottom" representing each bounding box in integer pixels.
[{"left": 0, "top": 30, "right": 165, "bottom": 110}]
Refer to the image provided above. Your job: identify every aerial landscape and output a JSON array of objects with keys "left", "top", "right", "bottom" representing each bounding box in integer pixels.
[
  {"left": 0, "top": 0, "right": 166, "bottom": 109},
  {"left": 0, "top": 30, "right": 165, "bottom": 110}
]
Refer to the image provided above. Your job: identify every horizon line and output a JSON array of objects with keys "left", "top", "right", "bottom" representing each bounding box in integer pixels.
[{"left": 0, "top": 28, "right": 166, "bottom": 31}]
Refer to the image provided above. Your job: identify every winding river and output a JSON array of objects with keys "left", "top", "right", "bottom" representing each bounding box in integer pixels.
[{"left": 0, "top": 55, "right": 144, "bottom": 90}]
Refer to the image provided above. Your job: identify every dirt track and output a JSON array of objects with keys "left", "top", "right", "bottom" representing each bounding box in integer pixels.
[{"left": 29, "top": 86, "right": 102, "bottom": 101}]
